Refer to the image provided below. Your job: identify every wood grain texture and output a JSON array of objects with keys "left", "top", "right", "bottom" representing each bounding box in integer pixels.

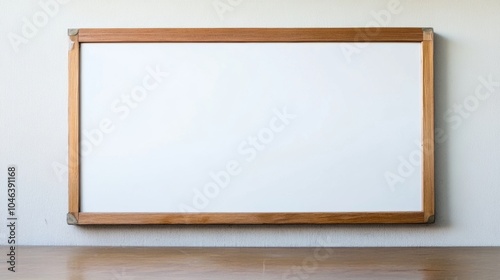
[
  {"left": 70, "top": 28, "right": 434, "bottom": 225},
  {"left": 76, "top": 212, "right": 427, "bottom": 225},
  {"left": 422, "top": 28, "right": 435, "bottom": 223},
  {"left": 68, "top": 33, "right": 80, "bottom": 218},
  {"left": 1, "top": 246, "right": 499, "bottom": 279},
  {"left": 77, "top": 28, "right": 424, "bottom": 42}
]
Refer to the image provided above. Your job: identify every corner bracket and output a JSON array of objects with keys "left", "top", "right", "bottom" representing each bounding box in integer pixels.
[
  {"left": 68, "top": 29, "right": 79, "bottom": 36},
  {"left": 67, "top": 213, "right": 78, "bottom": 225}
]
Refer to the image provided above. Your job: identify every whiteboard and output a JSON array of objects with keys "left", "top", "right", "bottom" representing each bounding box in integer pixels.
[{"left": 68, "top": 28, "right": 434, "bottom": 224}]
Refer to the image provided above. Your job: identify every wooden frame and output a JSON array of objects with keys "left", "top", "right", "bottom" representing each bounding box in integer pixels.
[{"left": 68, "top": 28, "right": 434, "bottom": 225}]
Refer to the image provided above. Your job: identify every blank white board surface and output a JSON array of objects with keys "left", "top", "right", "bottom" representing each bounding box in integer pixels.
[{"left": 79, "top": 42, "right": 423, "bottom": 213}]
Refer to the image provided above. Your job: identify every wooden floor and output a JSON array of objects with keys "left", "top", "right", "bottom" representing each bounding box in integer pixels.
[{"left": 1, "top": 247, "right": 499, "bottom": 279}]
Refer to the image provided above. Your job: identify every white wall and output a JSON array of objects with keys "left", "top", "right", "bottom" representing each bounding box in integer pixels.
[{"left": 1, "top": 0, "right": 499, "bottom": 247}]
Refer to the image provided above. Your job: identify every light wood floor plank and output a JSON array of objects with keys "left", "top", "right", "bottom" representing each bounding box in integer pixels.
[{"left": 1, "top": 246, "right": 499, "bottom": 279}]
